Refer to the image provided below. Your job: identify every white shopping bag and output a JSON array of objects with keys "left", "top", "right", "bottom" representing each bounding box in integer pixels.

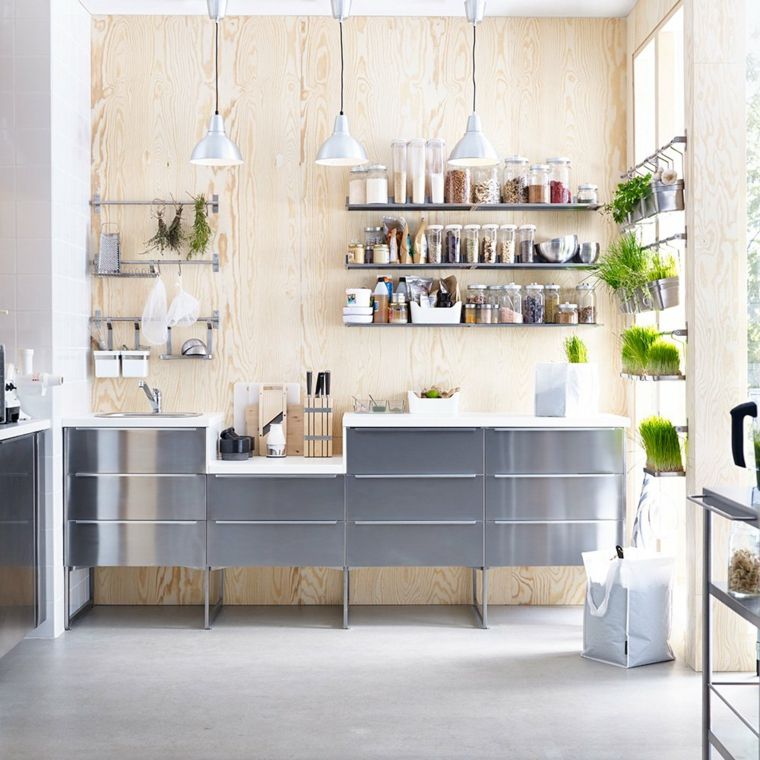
[
  {"left": 534, "top": 362, "right": 599, "bottom": 417},
  {"left": 582, "top": 547, "right": 674, "bottom": 668}
]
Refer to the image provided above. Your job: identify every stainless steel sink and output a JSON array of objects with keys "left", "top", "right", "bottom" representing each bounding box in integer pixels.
[{"left": 94, "top": 412, "right": 203, "bottom": 419}]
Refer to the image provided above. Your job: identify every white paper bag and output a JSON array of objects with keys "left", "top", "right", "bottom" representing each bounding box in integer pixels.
[{"left": 534, "top": 362, "right": 599, "bottom": 417}]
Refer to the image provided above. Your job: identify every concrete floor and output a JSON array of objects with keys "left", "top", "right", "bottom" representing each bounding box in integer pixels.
[{"left": 0, "top": 605, "right": 707, "bottom": 760}]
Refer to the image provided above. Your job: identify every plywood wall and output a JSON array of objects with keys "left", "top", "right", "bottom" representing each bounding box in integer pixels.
[{"left": 91, "top": 14, "right": 626, "bottom": 605}]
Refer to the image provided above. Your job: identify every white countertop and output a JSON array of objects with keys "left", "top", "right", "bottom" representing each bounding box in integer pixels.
[
  {"left": 207, "top": 456, "right": 346, "bottom": 475},
  {"left": 62, "top": 413, "right": 225, "bottom": 428},
  {"left": 342, "top": 413, "right": 630, "bottom": 429},
  {"left": 0, "top": 418, "right": 51, "bottom": 441}
]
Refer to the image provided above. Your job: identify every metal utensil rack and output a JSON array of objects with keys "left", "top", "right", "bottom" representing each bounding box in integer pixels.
[
  {"left": 91, "top": 253, "right": 220, "bottom": 278},
  {"left": 688, "top": 488, "right": 760, "bottom": 760},
  {"left": 91, "top": 194, "right": 220, "bottom": 214}
]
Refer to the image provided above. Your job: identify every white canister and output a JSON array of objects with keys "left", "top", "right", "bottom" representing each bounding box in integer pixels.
[
  {"left": 346, "top": 288, "right": 372, "bottom": 308},
  {"left": 348, "top": 165, "right": 368, "bottom": 205},
  {"left": 266, "top": 423, "right": 286, "bottom": 458}
]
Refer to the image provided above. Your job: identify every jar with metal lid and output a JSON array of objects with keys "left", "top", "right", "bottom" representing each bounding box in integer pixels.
[
  {"left": 498, "top": 224, "right": 517, "bottom": 264},
  {"left": 373, "top": 243, "right": 390, "bottom": 265},
  {"left": 463, "top": 224, "right": 481, "bottom": 263},
  {"left": 391, "top": 140, "right": 408, "bottom": 204},
  {"left": 464, "top": 303, "right": 477, "bottom": 324},
  {"left": 557, "top": 302, "right": 578, "bottom": 324},
  {"left": 427, "top": 138, "right": 446, "bottom": 203},
  {"left": 576, "top": 183, "right": 599, "bottom": 205},
  {"left": 501, "top": 284, "right": 523, "bottom": 323},
  {"left": 487, "top": 285, "right": 502, "bottom": 323},
  {"left": 445, "top": 224, "right": 462, "bottom": 263},
  {"left": 477, "top": 304, "right": 495, "bottom": 324},
  {"left": 728, "top": 522, "right": 760, "bottom": 597},
  {"left": 426, "top": 224, "right": 444, "bottom": 264},
  {"left": 502, "top": 156, "right": 529, "bottom": 203},
  {"left": 523, "top": 283, "right": 545, "bottom": 324},
  {"left": 347, "top": 241, "right": 365, "bottom": 264},
  {"left": 544, "top": 283, "right": 560, "bottom": 324},
  {"left": 517, "top": 224, "right": 537, "bottom": 263},
  {"left": 547, "top": 157, "right": 572, "bottom": 203},
  {"left": 528, "top": 164, "right": 550, "bottom": 204},
  {"left": 390, "top": 294, "right": 409, "bottom": 324},
  {"left": 576, "top": 283, "right": 596, "bottom": 323},
  {"left": 445, "top": 164, "right": 471, "bottom": 204},
  {"left": 481, "top": 224, "right": 498, "bottom": 264},
  {"left": 366, "top": 164, "right": 389, "bottom": 204},
  {"left": 349, "top": 165, "right": 368, "bottom": 205},
  {"left": 467, "top": 284, "right": 488, "bottom": 305},
  {"left": 472, "top": 166, "right": 500, "bottom": 204},
  {"left": 408, "top": 138, "right": 426, "bottom": 204}
]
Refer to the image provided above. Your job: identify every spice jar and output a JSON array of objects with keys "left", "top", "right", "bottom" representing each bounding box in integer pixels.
[
  {"left": 464, "top": 303, "right": 477, "bottom": 324},
  {"left": 728, "top": 523, "right": 760, "bottom": 597},
  {"left": 502, "top": 156, "right": 530, "bottom": 203},
  {"left": 576, "top": 283, "right": 596, "bottom": 324},
  {"left": 487, "top": 285, "right": 502, "bottom": 323},
  {"left": 528, "top": 164, "right": 550, "bottom": 204},
  {"left": 547, "top": 157, "right": 572, "bottom": 204},
  {"left": 477, "top": 304, "right": 495, "bottom": 324},
  {"left": 347, "top": 241, "right": 365, "bottom": 264},
  {"left": 472, "top": 166, "right": 500, "bottom": 204},
  {"left": 390, "top": 293, "right": 409, "bottom": 324},
  {"left": 427, "top": 138, "right": 446, "bottom": 204},
  {"left": 544, "top": 283, "right": 560, "bottom": 324},
  {"left": 445, "top": 224, "right": 462, "bottom": 263},
  {"left": 463, "top": 224, "right": 481, "bottom": 264},
  {"left": 501, "top": 284, "right": 523, "bottom": 323},
  {"left": 364, "top": 226, "right": 384, "bottom": 263},
  {"left": 349, "top": 166, "right": 368, "bottom": 205},
  {"left": 373, "top": 243, "right": 390, "bottom": 265},
  {"left": 426, "top": 224, "right": 444, "bottom": 264},
  {"left": 366, "top": 164, "right": 389, "bottom": 204},
  {"left": 445, "top": 164, "right": 471, "bottom": 204},
  {"left": 467, "top": 284, "right": 488, "bottom": 305},
  {"left": 408, "top": 138, "right": 426, "bottom": 204},
  {"left": 517, "top": 224, "right": 537, "bottom": 263},
  {"left": 576, "top": 183, "right": 599, "bottom": 205},
  {"left": 523, "top": 283, "right": 545, "bottom": 324},
  {"left": 481, "top": 224, "right": 498, "bottom": 264},
  {"left": 498, "top": 224, "right": 517, "bottom": 264},
  {"left": 557, "top": 302, "right": 578, "bottom": 324},
  {"left": 391, "top": 140, "right": 408, "bottom": 204}
]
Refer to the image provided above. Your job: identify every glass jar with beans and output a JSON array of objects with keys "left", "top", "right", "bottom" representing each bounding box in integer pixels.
[
  {"left": 498, "top": 224, "right": 517, "bottom": 264},
  {"left": 575, "top": 282, "right": 596, "bottom": 324},
  {"left": 463, "top": 224, "right": 481, "bottom": 264},
  {"left": 481, "top": 224, "right": 499, "bottom": 264},
  {"left": 445, "top": 224, "right": 462, "bottom": 263},
  {"left": 426, "top": 225, "right": 444, "bottom": 264},
  {"left": 523, "top": 283, "right": 545, "bottom": 324},
  {"left": 445, "top": 165, "right": 471, "bottom": 204},
  {"left": 501, "top": 156, "right": 530, "bottom": 203},
  {"left": 544, "top": 283, "right": 560, "bottom": 324}
]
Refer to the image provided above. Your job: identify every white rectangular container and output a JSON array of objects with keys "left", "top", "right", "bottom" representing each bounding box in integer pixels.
[
  {"left": 121, "top": 350, "right": 150, "bottom": 378},
  {"left": 93, "top": 350, "right": 121, "bottom": 378},
  {"left": 410, "top": 301, "right": 462, "bottom": 324},
  {"left": 407, "top": 390, "right": 460, "bottom": 416}
]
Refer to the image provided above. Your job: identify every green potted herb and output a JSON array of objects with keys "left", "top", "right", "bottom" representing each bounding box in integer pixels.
[
  {"left": 639, "top": 416, "right": 684, "bottom": 474},
  {"left": 564, "top": 335, "right": 589, "bottom": 364},
  {"left": 594, "top": 233, "right": 650, "bottom": 313},
  {"left": 646, "top": 252, "right": 680, "bottom": 311},
  {"left": 646, "top": 339, "right": 681, "bottom": 377},
  {"left": 535, "top": 336, "right": 598, "bottom": 417},
  {"left": 621, "top": 325, "right": 660, "bottom": 376},
  {"left": 604, "top": 173, "right": 654, "bottom": 226}
]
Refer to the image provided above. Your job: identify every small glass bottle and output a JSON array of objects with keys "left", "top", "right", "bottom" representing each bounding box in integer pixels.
[
  {"left": 501, "top": 156, "right": 530, "bottom": 203},
  {"left": 503, "top": 284, "right": 523, "bottom": 323},
  {"left": 426, "top": 224, "right": 444, "bottom": 264},
  {"left": 472, "top": 166, "right": 500, "bottom": 204},
  {"left": 366, "top": 164, "right": 389, "bottom": 204},
  {"left": 547, "top": 157, "right": 572, "bottom": 204},
  {"left": 498, "top": 224, "right": 517, "bottom": 264},
  {"left": 348, "top": 165, "right": 368, "bottom": 205},
  {"left": 408, "top": 138, "right": 426, "bottom": 204},
  {"left": 544, "top": 283, "right": 561, "bottom": 324},
  {"left": 463, "top": 224, "right": 481, "bottom": 264},
  {"left": 427, "top": 138, "right": 446, "bottom": 203},
  {"left": 445, "top": 224, "right": 462, "bottom": 263},
  {"left": 477, "top": 304, "right": 495, "bottom": 324},
  {"left": 523, "top": 283, "right": 545, "bottom": 324},
  {"left": 576, "top": 283, "right": 596, "bottom": 324},
  {"left": 464, "top": 304, "right": 477, "bottom": 324},
  {"left": 517, "top": 224, "right": 537, "bottom": 263},
  {"left": 528, "top": 164, "right": 550, "bottom": 204},
  {"left": 728, "top": 523, "right": 760, "bottom": 597},
  {"left": 391, "top": 140, "right": 408, "bottom": 204},
  {"left": 576, "top": 183, "right": 599, "bottom": 205},
  {"left": 481, "top": 224, "right": 499, "bottom": 264},
  {"left": 390, "top": 293, "right": 409, "bottom": 324},
  {"left": 445, "top": 164, "right": 471, "bottom": 204},
  {"left": 557, "top": 302, "right": 579, "bottom": 324}
]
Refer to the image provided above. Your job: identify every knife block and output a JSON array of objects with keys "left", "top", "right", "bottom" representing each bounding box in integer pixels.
[{"left": 304, "top": 395, "right": 333, "bottom": 458}]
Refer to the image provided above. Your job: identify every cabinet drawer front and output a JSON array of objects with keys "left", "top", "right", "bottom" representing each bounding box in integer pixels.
[
  {"left": 485, "top": 429, "right": 624, "bottom": 475},
  {"left": 65, "top": 428, "right": 206, "bottom": 475},
  {"left": 208, "top": 521, "right": 344, "bottom": 568},
  {"left": 347, "top": 475, "right": 483, "bottom": 521},
  {"left": 66, "top": 520, "right": 205, "bottom": 568},
  {"left": 347, "top": 428, "right": 483, "bottom": 475},
  {"left": 347, "top": 522, "right": 483, "bottom": 567},
  {"left": 486, "top": 520, "right": 622, "bottom": 567},
  {"left": 0, "top": 434, "right": 35, "bottom": 522},
  {"left": 207, "top": 475, "right": 344, "bottom": 520},
  {"left": 485, "top": 475, "right": 623, "bottom": 521},
  {"left": 66, "top": 474, "right": 206, "bottom": 520}
]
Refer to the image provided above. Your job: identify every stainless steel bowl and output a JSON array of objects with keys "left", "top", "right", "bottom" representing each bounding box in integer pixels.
[
  {"left": 578, "top": 241, "right": 600, "bottom": 264},
  {"left": 181, "top": 338, "right": 208, "bottom": 357},
  {"left": 536, "top": 235, "right": 579, "bottom": 264}
]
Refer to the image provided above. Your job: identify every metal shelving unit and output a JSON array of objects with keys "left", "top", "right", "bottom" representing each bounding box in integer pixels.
[
  {"left": 92, "top": 253, "right": 220, "bottom": 278},
  {"left": 621, "top": 373, "right": 686, "bottom": 382},
  {"left": 346, "top": 200, "right": 601, "bottom": 212},
  {"left": 344, "top": 322, "right": 603, "bottom": 329},
  {"left": 345, "top": 258, "right": 593, "bottom": 271}
]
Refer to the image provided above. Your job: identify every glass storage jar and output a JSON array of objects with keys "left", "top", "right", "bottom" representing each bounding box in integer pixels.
[
  {"left": 481, "top": 224, "right": 499, "bottom": 264},
  {"left": 472, "top": 166, "right": 500, "bottom": 204},
  {"left": 544, "top": 283, "right": 561, "bottom": 324},
  {"left": 427, "top": 138, "right": 446, "bottom": 204},
  {"left": 463, "top": 224, "right": 481, "bottom": 264},
  {"left": 464, "top": 303, "right": 477, "bottom": 324},
  {"left": 426, "top": 224, "right": 444, "bottom": 264},
  {"left": 501, "top": 156, "right": 530, "bottom": 203},
  {"left": 373, "top": 243, "right": 390, "bottom": 265},
  {"left": 557, "top": 302, "right": 578, "bottom": 324},
  {"left": 364, "top": 226, "right": 384, "bottom": 263},
  {"left": 576, "top": 183, "right": 599, "bottom": 205},
  {"left": 408, "top": 138, "right": 426, "bottom": 204},
  {"left": 728, "top": 522, "right": 760, "bottom": 597},
  {"left": 502, "top": 284, "right": 523, "bottom": 323},
  {"left": 467, "top": 284, "right": 488, "bottom": 306},
  {"left": 547, "top": 157, "right": 572, "bottom": 203},
  {"left": 391, "top": 140, "right": 408, "bottom": 204},
  {"left": 517, "top": 224, "right": 537, "bottom": 263},
  {"left": 390, "top": 294, "right": 409, "bottom": 324},
  {"left": 576, "top": 283, "right": 596, "bottom": 324},
  {"left": 487, "top": 285, "right": 502, "bottom": 323},
  {"left": 366, "top": 164, "right": 389, "bottom": 204},
  {"left": 528, "top": 164, "right": 550, "bottom": 204},
  {"left": 445, "top": 165, "right": 471, "bottom": 204},
  {"left": 477, "top": 304, "right": 495, "bottom": 324},
  {"left": 348, "top": 165, "right": 368, "bottom": 205},
  {"left": 445, "top": 224, "right": 462, "bottom": 263},
  {"left": 523, "top": 283, "right": 545, "bottom": 324},
  {"left": 498, "top": 224, "right": 517, "bottom": 264}
]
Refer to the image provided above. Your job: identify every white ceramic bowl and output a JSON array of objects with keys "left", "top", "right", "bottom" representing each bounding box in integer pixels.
[{"left": 343, "top": 314, "right": 373, "bottom": 324}]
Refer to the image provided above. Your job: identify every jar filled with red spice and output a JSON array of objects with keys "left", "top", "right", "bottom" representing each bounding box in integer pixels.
[{"left": 547, "top": 157, "right": 572, "bottom": 204}]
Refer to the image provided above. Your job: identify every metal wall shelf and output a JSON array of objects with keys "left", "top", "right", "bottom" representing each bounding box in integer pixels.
[
  {"left": 92, "top": 253, "right": 220, "bottom": 278},
  {"left": 345, "top": 322, "right": 603, "bottom": 329},
  {"left": 346, "top": 200, "right": 601, "bottom": 213},
  {"left": 345, "top": 258, "right": 592, "bottom": 271},
  {"left": 621, "top": 373, "right": 685, "bottom": 382},
  {"left": 642, "top": 232, "right": 687, "bottom": 251},
  {"left": 644, "top": 467, "right": 686, "bottom": 478},
  {"left": 91, "top": 194, "right": 220, "bottom": 214}
]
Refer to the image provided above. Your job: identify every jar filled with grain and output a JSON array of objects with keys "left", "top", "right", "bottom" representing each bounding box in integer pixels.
[
  {"left": 477, "top": 303, "right": 495, "bottom": 324},
  {"left": 467, "top": 284, "right": 488, "bottom": 306},
  {"left": 523, "top": 283, "right": 545, "bottom": 324},
  {"left": 348, "top": 166, "right": 368, "bottom": 205},
  {"left": 445, "top": 224, "right": 462, "bottom": 263},
  {"left": 366, "top": 164, "right": 389, "bottom": 204},
  {"left": 498, "top": 224, "right": 517, "bottom": 264},
  {"left": 517, "top": 224, "right": 537, "bottom": 263},
  {"left": 472, "top": 166, "right": 500, "bottom": 204},
  {"left": 502, "top": 284, "right": 523, "bottom": 323},
  {"left": 427, "top": 138, "right": 446, "bottom": 203},
  {"left": 557, "top": 302, "right": 578, "bottom": 324},
  {"left": 528, "top": 164, "right": 550, "bottom": 204},
  {"left": 426, "top": 224, "right": 444, "bottom": 264},
  {"left": 391, "top": 140, "right": 408, "bottom": 204},
  {"left": 501, "top": 156, "right": 530, "bottom": 204},
  {"left": 547, "top": 157, "right": 572, "bottom": 204},
  {"left": 576, "top": 283, "right": 596, "bottom": 324},
  {"left": 544, "top": 283, "right": 561, "bottom": 324},
  {"left": 487, "top": 285, "right": 502, "bottom": 323},
  {"left": 463, "top": 225, "right": 481, "bottom": 264},
  {"left": 408, "top": 138, "right": 426, "bottom": 204},
  {"left": 481, "top": 224, "right": 498, "bottom": 264},
  {"left": 728, "top": 523, "right": 760, "bottom": 597},
  {"left": 445, "top": 164, "right": 471, "bottom": 204}
]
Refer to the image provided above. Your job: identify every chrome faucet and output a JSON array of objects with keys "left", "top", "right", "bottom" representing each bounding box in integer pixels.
[{"left": 138, "top": 381, "right": 162, "bottom": 414}]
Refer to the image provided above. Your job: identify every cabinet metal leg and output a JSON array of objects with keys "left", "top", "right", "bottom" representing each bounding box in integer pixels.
[
  {"left": 702, "top": 511, "right": 711, "bottom": 760},
  {"left": 342, "top": 567, "right": 350, "bottom": 629},
  {"left": 204, "top": 567, "right": 224, "bottom": 630},
  {"left": 64, "top": 567, "right": 70, "bottom": 631},
  {"left": 471, "top": 567, "right": 488, "bottom": 629}
]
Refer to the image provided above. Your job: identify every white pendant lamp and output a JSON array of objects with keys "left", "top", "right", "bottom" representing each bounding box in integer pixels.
[
  {"left": 191, "top": 0, "right": 243, "bottom": 166},
  {"left": 315, "top": 0, "right": 368, "bottom": 167},
  {"left": 448, "top": 0, "right": 499, "bottom": 168}
]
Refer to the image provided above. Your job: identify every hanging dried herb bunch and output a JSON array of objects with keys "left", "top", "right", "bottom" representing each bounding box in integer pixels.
[
  {"left": 188, "top": 194, "right": 212, "bottom": 259},
  {"left": 145, "top": 204, "right": 170, "bottom": 254},
  {"left": 165, "top": 203, "right": 185, "bottom": 253}
]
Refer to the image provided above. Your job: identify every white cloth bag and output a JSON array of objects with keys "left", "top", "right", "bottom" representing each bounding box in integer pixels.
[
  {"left": 141, "top": 278, "right": 169, "bottom": 345},
  {"left": 534, "top": 362, "right": 599, "bottom": 417},
  {"left": 582, "top": 547, "right": 674, "bottom": 668}
]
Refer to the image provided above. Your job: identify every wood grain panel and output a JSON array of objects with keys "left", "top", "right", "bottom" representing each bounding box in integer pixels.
[{"left": 91, "top": 15, "right": 626, "bottom": 607}]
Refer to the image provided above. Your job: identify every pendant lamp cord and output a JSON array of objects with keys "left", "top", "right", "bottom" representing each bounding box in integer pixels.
[
  {"left": 472, "top": 23, "right": 477, "bottom": 113},
  {"left": 214, "top": 19, "right": 220, "bottom": 115},
  {"left": 339, "top": 20, "right": 345, "bottom": 115}
]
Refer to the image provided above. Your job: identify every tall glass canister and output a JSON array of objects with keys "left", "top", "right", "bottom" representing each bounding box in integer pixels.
[
  {"left": 427, "top": 138, "right": 446, "bottom": 204},
  {"left": 408, "top": 138, "right": 426, "bottom": 204},
  {"left": 501, "top": 156, "right": 530, "bottom": 203},
  {"left": 391, "top": 140, "right": 408, "bottom": 204}
]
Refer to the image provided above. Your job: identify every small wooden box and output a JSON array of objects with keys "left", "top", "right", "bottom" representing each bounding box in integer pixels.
[{"left": 304, "top": 395, "right": 333, "bottom": 458}]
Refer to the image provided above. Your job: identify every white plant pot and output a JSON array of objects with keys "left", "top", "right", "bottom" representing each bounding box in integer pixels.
[
  {"left": 534, "top": 363, "right": 599, "bottom": 418},
  {"left": 407, "top": 391, "right": 460, "bottom": 415}
]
